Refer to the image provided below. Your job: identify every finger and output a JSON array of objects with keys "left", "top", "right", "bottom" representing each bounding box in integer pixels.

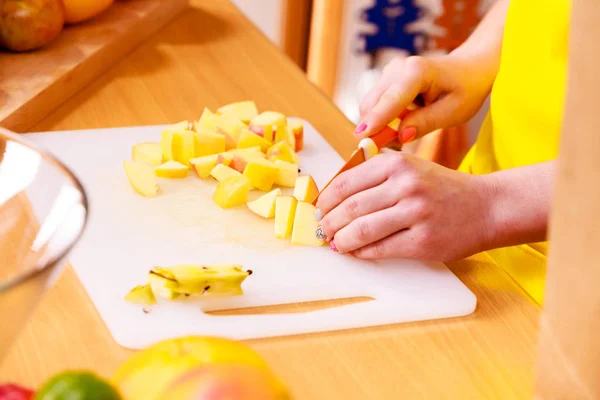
[
  {"left": 319, "top": 180, "right": 399, "bottom": 239},
  {"left": 352, "top": 228, "right": 420, "bottom": 260},
  {"left": 359, "top": 80, "right": 390, "bottom": 118},
  {"left": 398, "top": 94, "right": 463, "bottom": 142},
  {"left": 316, "top": 154, "right": 392, "bottom": 216},
  {"left": 333, "top": 204, "right": 418, "bottom": 254},
  {"left": 357, "top": 57, "right": 433, "bottom": 139}
]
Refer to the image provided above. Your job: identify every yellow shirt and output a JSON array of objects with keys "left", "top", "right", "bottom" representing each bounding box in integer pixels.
[{"left": 459, "top": 0, "right": 571, "bottom": 305}]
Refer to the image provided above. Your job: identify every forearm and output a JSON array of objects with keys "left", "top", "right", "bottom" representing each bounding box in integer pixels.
[
  {"left": 480, "top": 160, "right": 555, "bottom": 250},
  {"left": 449, "top": 0, "right": 510, "bottom": 91}
]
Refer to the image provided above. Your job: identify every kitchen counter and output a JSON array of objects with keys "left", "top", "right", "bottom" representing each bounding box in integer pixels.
[{"left": 0, "top": 1, "right": 541, "bottom": 398}]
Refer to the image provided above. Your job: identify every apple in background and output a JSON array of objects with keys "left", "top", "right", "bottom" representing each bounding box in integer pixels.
[
  {"left": 0, "top": 0, "right": 64, "bottom": 52},
  {"left": 287, "top": 119, "right": 304, "bottom": 152},
  {"left": 217, "top": 101, "right": 258, "bottom": 124}
]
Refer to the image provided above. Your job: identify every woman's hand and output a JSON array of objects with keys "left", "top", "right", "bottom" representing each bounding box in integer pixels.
[
  {"left": 355, "top": 55, "right": 494, "bottom": 144},
  {"left": 315, "top": 151, "right": 492, "bottom": 262}
]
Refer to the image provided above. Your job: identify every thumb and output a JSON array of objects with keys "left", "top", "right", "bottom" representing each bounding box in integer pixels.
[{"left": 398, "top": 94, "right": 462, "bottom": 143}]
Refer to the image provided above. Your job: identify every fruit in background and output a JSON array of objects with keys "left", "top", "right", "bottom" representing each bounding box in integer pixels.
[
  {"left": 124, "top": 284, "right": 156, "bottom": 306},
  {"left": 190, "top": 154, "right": 219, "bottom": 179},
  {"left": 217, "top": 101, "right": 258, "bottom": 124},
  {"left": 273, "top": 160, "right": 298, "bottom": 188},
  {"left": 266, "top": 141, "right": 299, "bottom": 164},
  {"left": 160, "top": 364, "right": 290, "bottom": 400},
  {"left": 195, "top": 108, "right": 218, "bottom": 131},
  {"left": 210, "top": 164, "right": 242, "bottom": 182},
  {"left": 36, "top": 371, "right": 121, "bottom": 400},
  {"left": 230, "top": 155, "right": 248, "bottom": 173},
  {"left": 243, "top": 159, "right": 278, "bottom": 192},
  {"left": 155, "top": 161, "right": 189, "bottom": 179},
  {"left": 113, "top": 336, "right": 272, "bottom": 400},
  {"left": 62, "top": 0, "right": 113, "bottom": 24},
  {"left": 293, "top": 175, "right": 319, "bottom": 203},
  {"left": 274, "top": 196, "right": 297, "bottom": 239},
  {"left": 291, "top": 202, "right": 325, "bottom": 246},
  {"left": 0, "top": 384, "right": 34, "bottom": 400},
  {"left": 288, "top": 119, "right": 304, "bottom": 152},
  {"left": 237, "top": 129, "right": 272, "bottom": 152},
  {"left": 194, "top": 128, "right": 226, "bottom": 157},
  {"left": 215, "top": 114, "right": 246, "bottom": 149},
  {"left": 123, "top": 161, "right": 159, "bottom": 198},
  {"left": 172, "top": 130, "right": 195, "bottom": 165},
  {"left": 249, "top": 112, "right": 286, "bottom": 143},
  {"left": 148, "top": 268, "right": 180, "bottom": 300},
  {"left": 0, "top": 0, "right": 64, "bottom": 52},
  {"left": 132, "top": 142, "right": 162, "bottom": 166},
  {"left": 162, "top": 265, "right": 252, "bottom": 296},
  {"left": 213, "top": 176, "right": 251, "bottom": 209},
  {"left": 247, "top": 188, "right": 281, "bottom": 219},
  {"left": 284, "top": 126, "right": 296, "bottom": 151},
  {"left": 160, "top": 121, "right": 189, "bottom": 161}
]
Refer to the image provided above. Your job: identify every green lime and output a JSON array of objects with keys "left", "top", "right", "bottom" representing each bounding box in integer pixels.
[{"left": 35, "top": 371, "right": 121, "bottom": 400}]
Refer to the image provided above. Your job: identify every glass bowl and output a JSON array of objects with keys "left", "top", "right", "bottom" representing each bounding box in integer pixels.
[{"left": 0, "top": 127, "right": 89, "bottom": 363}]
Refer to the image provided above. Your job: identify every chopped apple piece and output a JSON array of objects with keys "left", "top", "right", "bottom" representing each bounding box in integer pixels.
[
  {"left": 230, "top": 155, "right": 248, "bottom": 173},
  {"left": 213, "top": 176, "right": 251, "bottom": 209},
  {"left": 293, "top": 175, "right": 319, "bottom": 203},
  {"left": 266, "top": 141, "right": 300, "bottom": 164},
  {"left": 216, "top": 152, "right": 234, "bottom": 166},
  {"left": 274, "top": 196, "right": 297, "bottom": 239},
  {"left": 249, "top": 111, "right": 287, "bottom": 142},
  {"left": 167, "top": 264, "right": 252, "bottom": 296},
  {"left": 217, "top": 101, "right": 258, "bottom": 124},
  {"left": 237, "top": 128, "right": 272, "bottom": 152},
  {"left": 172, "top": 130, "right": 195, "bottom": 166},
  {"left": 211, "top": 164, "right": 242, "bottom": 182},
  {"left": 274, "top": 160, "right": 299, "bottom": 187},
  {"left": 125, "top": 284, "right": 157, "bottom": 306},
  {"left": 288, "top": 119, "right": 304, "bottom": 152},
  {"left": 247, "top": 188, "right": 281, "bottom": 218},
  {"left": 155, "top": 160, "right": 189, "bottom": 178},
  {"left": 161, "top": 121, "right": 189, "bottom": 160},
  {"left": 243, "top": 159, "right": 278, "bottom": 192},
  {"left": 215, "top": 114, "right": 246, "bottom": 146},
  {"left": 123, "top": 161, "right": 159, "bottom": 198},
  {"left": 194, "top": 127, "right": 226, "bottom": 156},
  {"left": 291, "top": 201, "right": 325, "bottom": 246},
  {"left": 132, "top": 142, "right": 162, "bottom": 166},
  {"left": 190, "top": 154, "right": 218, "bottom": 179},
  {"left": 284, "top": 126, "right": 296, "bottom": 151},
  {"left": 148, "top": 268, "right": 180, "bottom": 300},
  {"left": 196, "top": 108, "right": 218, "bottom": 131}
]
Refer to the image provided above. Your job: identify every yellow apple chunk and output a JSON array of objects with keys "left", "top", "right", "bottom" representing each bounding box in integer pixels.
[
  {"left": 125, "top": 284, "right": 157, "bottom": 306},
  {"left": 213, "top": 176, "right": 251, "bottom": 209},
  {"left": 194, "top": 127, "right": 226, "bottom": 157},
  {"left": 284, "top": 126, "right": 296, "bottom": 151},
  {"left": 288, "top": 119, "right": 304, "bottom": 152},
  {"left": 246, "top": 188, "right": 281, "bottom": 219},
  {"left": 293, "top": 175, "right": 319, "bottom": 203},
  {"left": 160, "top": 120, "right": 189, "bottom": 161},
  {"left": 190, "top": 155, "right": 218, "bottom": 179},
  {"left": 217, "top": 100, "right": 258, "bottom": 123},
  {"left": 211, "top": 164, "right": 243, "bottom": 182},
  {"left": 243, "top": 159, "right": 278, "bottom": 192},
  {"left": 274, "top": 195, "right": 297, "bottom": 239},
  {"left": 291, "top": 201, "right": 325, "bottom": 246},
  {"left": 132, "top": 142, "right": 163, "bottom": 166},
  {"left": 273, "top": 160, "right": 298, "bottom": 187},
  {"left": 172, "top": 130, "right": 195, "bottom": 166},
  {"left": 215, "top": 114, "right": 246, "bottom": 144},
  {"left": 123, "top": 161, "right": 159, "bottom": 198},
  {"left": 230, "top": 155, "right": 248, "bottom": 173},
  {"left": 196, "top": 108, "right": 218, "bottom": 131},
  {"left": 155, "top": 161, "right": 189, "bottom": 178},
  {"left": 249, "top": 111, "right": 287, "bottom": 142},
  {"left": 237, "top": 128, "right": 272, "bottom": 152},
  {"left": 266, "top": 141, "right": 300, "bottom": 164}
]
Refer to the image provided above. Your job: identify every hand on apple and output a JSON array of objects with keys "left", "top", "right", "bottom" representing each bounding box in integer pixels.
[{"left": 315, "top": 152, "right": 492, "bottom": 261}]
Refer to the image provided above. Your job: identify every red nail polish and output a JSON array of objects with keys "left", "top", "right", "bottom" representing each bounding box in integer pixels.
[
  {"left": 354, "top": 123, "right": 367, "bottom": 134},
  {"left": 330, "top": 240, "right": 338, "bottom": 252},
  {"left": 400, "top": 127, "right": 417, "bottom": 143}
]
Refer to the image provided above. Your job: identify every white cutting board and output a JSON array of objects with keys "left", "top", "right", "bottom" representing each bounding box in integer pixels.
[{"left": 25, "top": 120, "right": 476, "bottom": 349}]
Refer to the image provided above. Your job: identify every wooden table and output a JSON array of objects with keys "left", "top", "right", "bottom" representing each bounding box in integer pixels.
[{"left": 0, "top": 1, "right": 541, "bottom": 398}]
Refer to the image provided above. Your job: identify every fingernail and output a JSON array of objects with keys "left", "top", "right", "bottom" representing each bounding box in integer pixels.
[
  {"left": 329, "top": 240, "right": 338, "bottom": 252},
  {"left": 400, "top": 127, "right": 417, "bottom": 143},
  {"left": 314, "top": 208, "right": 323, "bottom": 221},
  {"left": 316, "top": 226, "right": 327, "bottom": 241},
  {"left": 354, "top": 123, "right": 367, "bottom": 135}
]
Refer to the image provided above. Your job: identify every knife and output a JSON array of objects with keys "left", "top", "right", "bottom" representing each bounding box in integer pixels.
[{"left": 312, "top": 100, "right": 422, "bottom": 206}]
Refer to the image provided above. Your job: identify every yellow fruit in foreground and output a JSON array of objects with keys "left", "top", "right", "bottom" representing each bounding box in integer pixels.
[
  {"left": 243, "top": 159, "right": 278, "bottom": 192},
  {"left": 293, "top": 175, "right": 319, "bottom": 203},
  {"left": 112, "top": 336, "right": 272, "bottom": 400},
  {"left": 63, "top": 0, "right": 113, "bottom": 24},
  {"left": 247, "top": 188, "right": 281, "bottom": 219},
  {"left": 213, "top": 176, "right": 251, "bottom": 208},
  {"left": 237, "top": 128, "right": 272, "bottom": 152},
  {"left": 190, "top": 154, "right": 219, "bottom": 179},
  {"left": 274, "top": 196, "right": 297, "bottom": 239},
  {"left": 210, "top": 164, "right": 242, "bottom": 182},
  {"left": 274, "top": 160, "right": 298, "bottom": 188},
  {"left": 132, "top": 142, "right": 162, "bottom": 166},
  {"left": 123, "top": 161, "right": 158, "bottom": 198},
  {"left": 160, "top": 364, "right": 291, "bottom": 400},
  {"left": 155, "top": 160, "right": 189, "bottom": 178},
  {"left": 291, "top": 201, "right": 325, "bottom": 246},
  {"left": 267, "top": 141, "right": 299, "bottom": 164}
]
